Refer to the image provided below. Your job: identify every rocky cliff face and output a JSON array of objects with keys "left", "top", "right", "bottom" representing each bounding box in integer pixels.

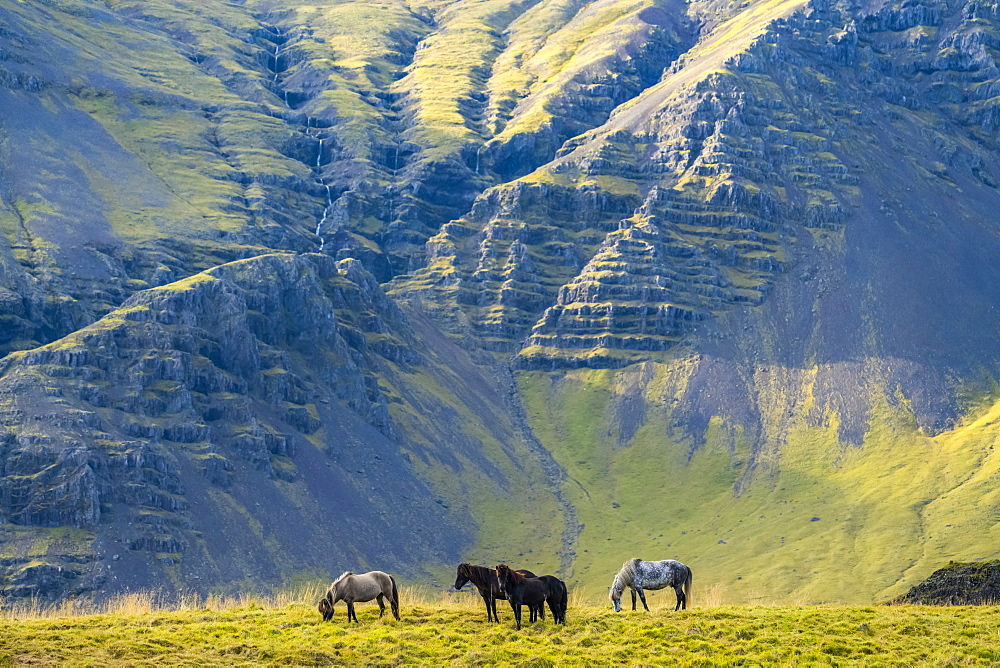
[
  {"left": 398, "top": 0, "right": 999, "bottom": 376},
  {"left": 2, "top": 0, "right": 1000, "bottom": 604},
  {"left": 0, "top": 253, "right": 564, "bottom": 600}
]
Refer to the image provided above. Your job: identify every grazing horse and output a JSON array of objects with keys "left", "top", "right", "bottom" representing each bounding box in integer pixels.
[
  {"left": 453, "top": 563, "right": 539, "bottom": 623},
  {"left": 318, "top": 570, "right": 400, "bottom": 623},
  {"left": 609, "top": 558, "right": 691, "bottom": 612},
  {"left": 496, "top": 564, "right": 568, "bottom": 629}
]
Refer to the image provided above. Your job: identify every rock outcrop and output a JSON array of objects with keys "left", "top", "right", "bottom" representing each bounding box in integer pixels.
[
  {"left": 0, "top": 253, "right": 564, "bottom": 601},
  {"left": 889, "top": 561, "right": 1000, "bottom": 605}
]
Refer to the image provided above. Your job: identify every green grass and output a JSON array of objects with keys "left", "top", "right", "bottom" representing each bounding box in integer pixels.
[
  {"left": 4, "top": 588, "right": 1000, "bottom": 666},
  {"left": 487, "top": 0, "right": 667, "bottom": 140},
  {"left": 516, "top": 364, "right": 1000, "bottom": 606}
]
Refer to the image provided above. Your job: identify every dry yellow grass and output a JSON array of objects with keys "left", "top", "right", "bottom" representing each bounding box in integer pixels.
[{"left": 3, "top": 586, "right": 1000, "bottom": 666}]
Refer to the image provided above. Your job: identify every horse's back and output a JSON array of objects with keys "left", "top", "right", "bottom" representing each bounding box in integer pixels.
[
  {"left": 343, "top": 571, "right": 394, "bottom": 601},
  {"left": 646, "top": 558, "right": 689, "bottom": 571},
  {"left": 633, "top": 558, "right": 690, "bottom": 588},
  {"left": 366, "top": 570, "right": 396, "bottom": 592},
  {"left": 644, "top": 558, "right": 685, "bottom": 568}
]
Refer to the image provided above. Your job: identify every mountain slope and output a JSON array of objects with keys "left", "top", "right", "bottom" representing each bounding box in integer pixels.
[
  {"left": 0, "top": 253, "right": 565, "bottom": 599},
  {"left": 2, "top": 0, "right": 1000, "bottom": 604}
]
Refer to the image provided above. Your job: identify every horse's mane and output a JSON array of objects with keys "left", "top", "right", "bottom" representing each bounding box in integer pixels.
[
  {"left": 321, "top": 571, "right": 354, "bottom": 609},
  {"left": 609, "top": 558, "right": 641, "bottom": 600},
  {"left": 497, "top": 564, "right": 527, "bottom": 585},
  {"left": 459, "top": 563, "right": 493, "bottom": 589}
]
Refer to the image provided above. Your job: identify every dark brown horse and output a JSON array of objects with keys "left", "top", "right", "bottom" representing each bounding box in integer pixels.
[
  {"left": 496, "top": 564, "right": 568, "bottom": 629},
  {"left": 453, "top": 563, "right": 539, "bottom": 623}
]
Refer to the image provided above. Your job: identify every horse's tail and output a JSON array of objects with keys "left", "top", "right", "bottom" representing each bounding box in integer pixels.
[
  {"left": 684, "top": 566, "right": 693, "bottom": 607},
  {"left": 390, "top": 574, "right": 400, "bottom": 618}
]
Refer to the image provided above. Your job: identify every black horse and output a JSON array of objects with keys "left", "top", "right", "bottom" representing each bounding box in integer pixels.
[
  {"left": 454, "top": 563, "right": 539, "bottom": 623},
  {"left": 537, "top": 575, "right": 568, "bottom": 624},
  {"left": 496, "top": 564, "right": 568, "bottom": 629}
]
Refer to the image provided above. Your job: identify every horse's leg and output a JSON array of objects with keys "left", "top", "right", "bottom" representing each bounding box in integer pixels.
[
  {"left": 347, "top": 601, "right": 357, "bottom": 623},
  {"left": 510, "top": 600, "right": 521, "bottom": 630},
  {"left": 546, "top": 596, "right": 559, "bottom": 623},
  {"left": 376, "top": 593, "right": 386, "bottom": 618},
  {"left": 637, "top": 588, "right": 649, "bottom": 612},
  {"left": 631, "top": 587, "right": 637, "bottom": 611},
  {"left": 675, "top": 583, "right": 686, "bottom": 611}
]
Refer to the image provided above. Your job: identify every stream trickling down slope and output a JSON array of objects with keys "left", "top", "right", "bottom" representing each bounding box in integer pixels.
[
  {"left": 245, "top": 8, "right": 599, "bottom": 568},
  {"left": 256, "top": 22, "right": 337, "bottom": 253}
]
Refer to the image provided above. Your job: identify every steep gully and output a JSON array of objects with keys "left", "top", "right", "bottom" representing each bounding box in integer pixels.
[
  {"left": 252, "top": 16, "right": 424, "bottom": 263},
  {"left": 495, "top": 362, "right": 587, "bottom": 574},
  {"left": 247, "top": 10, "right": 596, "bottom": 569},
  {"left": 247, "top": 13, "right": 588, "bottom": 566},
  {"left": 255, "top": 23, "right": 337, "bottom": 252}
]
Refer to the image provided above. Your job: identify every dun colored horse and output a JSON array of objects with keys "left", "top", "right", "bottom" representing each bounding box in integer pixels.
[
  {"left": 318, "top": 570, "right": 400, "bottom": 623},
  {"left": 453, "top": 563, "right": 539, "bottom": 623},
  {"left": 609, "top": 558, "right": 692, "bottom": 612}
]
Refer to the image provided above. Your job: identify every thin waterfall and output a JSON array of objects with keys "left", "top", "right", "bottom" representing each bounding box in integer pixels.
[
  {"left": 315, "top": 178, "right": 334, "bottom": 252},
  {"left": 316, "top": 207, "right": 329, "bottom": 252},
  {"left": 316, "top": 138, "right": 324, "bottom": 168},
  {"left": 272, "top": 29, "right": 282, "bottom": 83},
  {"left": 475, "top": 145, "right": 481, "bottom": 175}
]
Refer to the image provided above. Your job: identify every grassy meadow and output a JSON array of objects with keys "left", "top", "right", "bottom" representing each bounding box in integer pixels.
[{"left": 3, "top": 586, "right": 1000, "bottom": 666}]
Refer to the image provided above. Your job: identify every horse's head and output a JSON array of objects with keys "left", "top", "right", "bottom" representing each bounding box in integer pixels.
[
  {"left": 454, "top": 563, "right": 471, "bottom": 591},
  {"left": 496, "top": 564, "right": 512, "bottom": 594},
  {"left": 609, "top": 574, "right": 626, "bottom": 612},
  {"left": 318, "top": 595, "right": 334, "bottom": 622}
]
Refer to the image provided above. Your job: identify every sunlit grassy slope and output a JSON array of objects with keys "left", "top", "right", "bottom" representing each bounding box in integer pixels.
[
  {"left": 519, "top": 363, "right": 1000, "bottom": 605},
  {"left": 4, "top": 590, "right": 1000, "bottom": 666},
  {"left": 4, "top": 0, "right": 1000, "bottom": 612}
]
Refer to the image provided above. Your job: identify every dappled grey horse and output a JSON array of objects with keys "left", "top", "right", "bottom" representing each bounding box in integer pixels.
[{"left": 609, "top": 558, "right": 691, "bottom": 612}]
